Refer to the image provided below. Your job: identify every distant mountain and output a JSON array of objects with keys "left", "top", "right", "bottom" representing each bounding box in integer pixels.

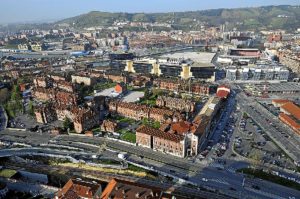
[{"left": 56, "top": 5, "right": 300, "bottom": 31}]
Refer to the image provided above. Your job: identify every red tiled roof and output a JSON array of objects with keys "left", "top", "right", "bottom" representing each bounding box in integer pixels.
[
  {"left": 279, "top": 113, "right": 300, "bottom": 134},
  {"left": 281, "top": 102, "right": 300, "bottom": 120},
  {"left": 56, "top": 179, "right": 101, "bottom": 199},
  {"left": 216, "top": 86, "right": 230, "bottom": 98},
  {"left": 137, "top": 125, "right": 184, "bottom": 143},
  {"left": 171, "top": 121, "right": 192, "bottom": 134},
  {"left": 272, "top": 99, "right": 291, "bottom": 105},
  {"left": 101, "top": 178, "right": 163, "bottom": 199}
]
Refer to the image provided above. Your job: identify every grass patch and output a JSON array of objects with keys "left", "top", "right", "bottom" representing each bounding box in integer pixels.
[
  {"left": 98, "top": 159, "right": 121, "bottom": 165},
  {"left": 58, "top": 162, "right": 155, "bottom": 179},
  {"left": 0, "top": 169, "right": 17, "bottom": 178},
  {"left": 93, "top": 82, "right": 116, "bottom": 91},
  {"left": 91, "top": 127, "right": 100, "bottom": 132},
  {"left": 118, "top": 117, "right": 135, "bottom": 124},
  {"left": 237, "top": 168, "right": 300, "bottom": 191},
  {"left": 243, "top": 112, "right": 249, "bottom": 118},
  {"left": 121, "top": 131, "right": 136, "bottom": 143}
]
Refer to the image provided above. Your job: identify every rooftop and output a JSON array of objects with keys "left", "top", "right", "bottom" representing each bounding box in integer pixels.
[
  {"left": 281, "top": 102, "right": 300, "bottom": 121},
  {"left": 137, "top": 125, "right": 184, "bottom": 143}
]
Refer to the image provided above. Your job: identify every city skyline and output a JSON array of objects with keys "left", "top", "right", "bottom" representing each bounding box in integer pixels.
[{"left": 0, "top": 0, "right": 299, "bottom": 24}]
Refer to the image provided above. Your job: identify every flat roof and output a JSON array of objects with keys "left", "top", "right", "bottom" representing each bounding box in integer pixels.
[
  {"left": 256, "top": 83, "right": 300, "bottom": 92},
  {"left": 162, "top": 52, "right": 216, "bottom": 64}
]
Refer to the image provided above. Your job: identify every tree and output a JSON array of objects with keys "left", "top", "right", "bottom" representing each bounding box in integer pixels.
[
  {"left": 0, "top": 88, "right": 10, "bottom": 104},
  {"left": 152, "top": 121, "right": 161, "bottom": 129},
  {"left": 144, "top": 89, "right": 151, "bottom": 100},
  {"left": 28, "top": 100, "right": 34, "bottom": 116},
  {"left": 63, "top": 117, "right": 73, "bottom": 130},
  {"left": 11, "top": 85, "right": 21, "bottom": 101}
]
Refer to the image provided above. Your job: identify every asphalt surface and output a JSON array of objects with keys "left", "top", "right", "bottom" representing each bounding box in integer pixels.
[{"left": 236, "top": 91, "right": 300, "bottom": 164}]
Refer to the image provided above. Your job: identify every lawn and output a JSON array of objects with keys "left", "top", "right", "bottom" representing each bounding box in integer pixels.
[
  {"left": 91, "top": 127, "right": 100, "bottom": 132},
  {"left": 237, "top": 168, "right": 300, "bottom": 191},
  {"left": 121, "top": 131, "right": 136, "bottom": 143},
  {"left": 94, "top": 82, "right": 116, "bottom": 91},
  {"left": 0, "top": 169, "right": 17, "bottom": 178},
  {"left": 118, "top": 117, "right": 135, "bottom": 124}
]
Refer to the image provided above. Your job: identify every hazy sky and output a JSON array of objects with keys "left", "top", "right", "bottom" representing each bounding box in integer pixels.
[{"left": 0, "top": 0, "right": 299, "bottom": 24}]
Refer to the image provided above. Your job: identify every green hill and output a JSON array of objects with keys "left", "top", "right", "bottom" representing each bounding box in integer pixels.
[
  {"left": 1, "top": 5, "right": 299, "bottom": 32},
  {"left": 56, "top": 5, "right": 300, "bottom": 31}
]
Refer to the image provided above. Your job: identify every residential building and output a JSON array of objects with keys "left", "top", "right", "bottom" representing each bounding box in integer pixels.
[
  {"left": 101, "top": 178, "right": 171, "bottom": 199},
  {"left": 108, "top": 101, "right": 175, "bottom": 123},
  {"left": 136, "top": 125, "right": 186, "bottom": 157},
  {"left": 55, "top": 178, "right": 102, "bottom": 199},
  {"left": 73, "top": 108, "right": 99, "bottom": 133},
  {"left": 156, "top": 96, "right": 195, "bottom": 112},
  {"left": 71, "top": 74, "right": 96, "bottom": 86},
  {"left": 101, "top": 120, "right": 119, "bottom": 133}
]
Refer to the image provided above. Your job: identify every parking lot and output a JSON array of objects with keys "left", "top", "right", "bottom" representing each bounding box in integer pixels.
[
  {"left": 122, "top": 91, "right": 144, "bottom": 103},
  {"left": 233, "top": 113, "right": 296, "bottom": 170}
]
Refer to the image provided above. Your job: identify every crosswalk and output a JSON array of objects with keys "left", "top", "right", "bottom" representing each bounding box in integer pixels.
[
  {"left": 209, "top": 162, "right": 236, "bottom": 173},
  {"left": 210, "top": 178, "right": 230, "bottom": 185}
]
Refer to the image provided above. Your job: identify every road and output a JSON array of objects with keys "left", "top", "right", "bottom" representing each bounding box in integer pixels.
[
  {"left": 1, "top": 130, "right": 300, "bottom": 199},
  {"left": 3, "top": 161, "right": 228, "bottom": 199}
]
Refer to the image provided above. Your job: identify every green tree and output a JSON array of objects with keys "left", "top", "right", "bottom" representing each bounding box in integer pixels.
[
  {"left": 144, "top": 89, "right": 151, "bottom": 100},
  {"left": 63, "top": 117, "right": 73, "bottom": 130},
  {"left": 0, "top": 88, "right": 10, "bottom": 104},
  {"left": 152, "top": 121, "right": 161, "bottom": 129},
  {"left": 28, "top": 100, "right": 34, "bottom": 116}
]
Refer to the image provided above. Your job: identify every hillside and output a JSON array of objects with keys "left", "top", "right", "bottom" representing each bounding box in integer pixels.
[{"left": 57, "top": 5, "right": 300, "bottom": 31}]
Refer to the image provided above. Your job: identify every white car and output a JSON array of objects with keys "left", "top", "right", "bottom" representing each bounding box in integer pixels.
[{"left": 202, "top": 178, "right": 208, "bottom": 182}]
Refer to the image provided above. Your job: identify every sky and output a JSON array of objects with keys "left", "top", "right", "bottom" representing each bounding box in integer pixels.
[{"left": 0, "top": 0, "right": 299, "bottom": 24}]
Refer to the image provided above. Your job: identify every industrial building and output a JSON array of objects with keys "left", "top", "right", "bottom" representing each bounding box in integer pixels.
[
  {"left": 225, "top": 64, "right": 290, "bottom": 81},
  {"left": 124, "top": 57, "right": 215, "bottom": 81}
]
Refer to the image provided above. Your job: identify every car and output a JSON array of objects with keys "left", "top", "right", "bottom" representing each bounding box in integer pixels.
[
  {"left": 252, "top": 185, "right": 260, "bottom": 190},
  {"left": 201, "top": 178, "right": 208, "bottom": 182}
]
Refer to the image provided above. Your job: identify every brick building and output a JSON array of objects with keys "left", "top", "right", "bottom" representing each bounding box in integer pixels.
[
  {"left": 136, "top": 125, "right": 186, "bottom": 157},
  {"left": 108, "top": 101, "right": 175, "bottom": 123},
  {"left": 34, "top": 103, "right": 57, "bottom": 124},
  {"left": 156, "top": 96, "right": 195, "bottom": 112},
  {"left": 105, "top": 73, "right": 129, "bottom": 83},
  {"left": 71, "top": 73, "right": 96, "bottom": 86},
  {"left": 55, "top": 178, "right": 102, "bottom": 199},
  {"left": 154, "top": 78, "right": 212, "bottom": 96},
  {"left": 101, "top": 120, "right": 119, "bottom": 133},
  {"left": 136, "top": 96, "right": 223, "bottom": 157},
  {"left": 154, "top": 78, "right": 181, "bottom": 91},
  {"left": 73, "top": 108, "right": 99, "bottom": 133},
  {"left": 33, "top": 77, "right": 52, "bottom": 88},
  {"left": 33, "top": 87, "right": 78, "bottom": 106},
  {"left": 149, "top": 108, "right": 174, "bottom": 123},
  {"left": 55, "top": 178, "right": 177, "bottom": 199},
  {"left": 53, "top": 80, "right": 75, "bottom": 93}
]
